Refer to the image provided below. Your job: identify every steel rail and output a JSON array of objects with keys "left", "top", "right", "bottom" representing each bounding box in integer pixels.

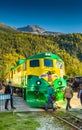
[{"left": 49, "top": 111, "right": 82, "bottom": 130}]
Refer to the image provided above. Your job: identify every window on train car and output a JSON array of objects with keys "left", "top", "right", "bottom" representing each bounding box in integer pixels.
[
  {"left": 56, "top": 61, "right": 64, "bottom": 68},
  {"left": 14, "top": 70, "right": 15, "bottom": 74},
  {"left": 17, "top": 67, "right": 20, "bottom": 72},
  {"left": 75, "top": 76, "right": 82, "bottom": 83},
  {"left": 74, "top": 77, "right": 79, "bottom": 82},
  {"left": 30, "top": 60, "right": 39, "bottom": 67},
  {"left": 80, "top": 77, "right": 82, "bottom": 83},
  {"left": 44, "top": 59, "right": 53, "bottom": 67},
  {"left": 11, "top": 71, "right": 13, "bottom": 78},
  {"left": 23, "top": 62, "right": 27, "bottom": 70}
]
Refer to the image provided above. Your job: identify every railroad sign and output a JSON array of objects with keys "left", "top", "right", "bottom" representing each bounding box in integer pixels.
[{"left": 0, "top": 94, "right": 10, "bottom": 100}]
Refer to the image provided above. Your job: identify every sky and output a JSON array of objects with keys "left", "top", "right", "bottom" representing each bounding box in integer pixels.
[{"left": 0, "top": 0, "right": 82, "bottom": 33}]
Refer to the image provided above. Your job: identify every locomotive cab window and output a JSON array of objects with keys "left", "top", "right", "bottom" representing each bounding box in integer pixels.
[
  {"left": 44, "top": 59, "right": 53, "bottom": 67},
  {"left": 30, "top": 60, "right": 39, "bottom": 67},
  {"left": 56, "top": 61, "right": 64, "bottom": 68}
]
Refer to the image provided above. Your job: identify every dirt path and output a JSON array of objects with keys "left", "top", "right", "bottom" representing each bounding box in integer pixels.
[
  {"left": 55, "top": 92, "right": 82, "bottom": 110},
  {"left": 71, "top": 92, "right": 81, "bottom": 108}
]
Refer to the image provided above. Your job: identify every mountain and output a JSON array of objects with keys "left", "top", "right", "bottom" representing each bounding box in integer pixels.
[
  {"left": 0, "top": 22, "right": 17, "bottom": 32},
  {"left": 17, "top": 25, "right": 45, "bottom": 34},
  {"left": 17, "top": 25, "right": 62, "bottom": 35},
  {"left": 0, "top": 22, "right": 63, "bottom": 35}
]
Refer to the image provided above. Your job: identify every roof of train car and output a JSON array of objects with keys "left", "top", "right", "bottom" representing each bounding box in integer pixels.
[
  {"left": 10, "top": 52, "right": 63, "bottom": 71},
  {"left": 16, "top": 59, "right": 26, "bottom": 65},
  {"left": 10, "top": 59, "right": 26, "bottom": 71},
  {"left": 27, "top": 52, "right": 63, "bottom": 60}
]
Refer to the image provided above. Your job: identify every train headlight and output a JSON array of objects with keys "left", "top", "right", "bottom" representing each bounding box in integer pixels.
[
  {"left": 36, "top": 80, "right": 41, "bottom": 85},
  {"left": 58, "top": 81, "right": 62, "bottom": 85},
  {"left": 45, "top": 53, "right": 50, "bottom": 56}
]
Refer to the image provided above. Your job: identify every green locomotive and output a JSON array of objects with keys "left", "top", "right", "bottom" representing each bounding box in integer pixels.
[{"left": 5, "top": 52, "right": 67, "bottom": 107}]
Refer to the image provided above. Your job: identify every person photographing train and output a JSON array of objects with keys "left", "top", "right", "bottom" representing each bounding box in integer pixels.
[{"left": 5, "top": 81, "right": 16, "bottom": 110}]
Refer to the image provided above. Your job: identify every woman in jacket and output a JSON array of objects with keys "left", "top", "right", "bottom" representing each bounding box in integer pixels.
[{"left": 64, "top": 83, "right": 73, "bottom": 110}]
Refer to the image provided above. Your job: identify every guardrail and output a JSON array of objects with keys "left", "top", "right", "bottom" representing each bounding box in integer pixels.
[{"left": 0, "top": 94, "right": 10, "bottom": 111}]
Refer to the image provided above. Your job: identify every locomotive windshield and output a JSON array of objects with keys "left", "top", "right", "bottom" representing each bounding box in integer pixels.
[
  {"left": 56, "top": 61, "right": 64, "bottom": 68},
  {"left": 30, "top": 60, "right": 39, "bottom": 67},
  {"left": 44, "top": 59, "right": 53, "bottom": 67}
]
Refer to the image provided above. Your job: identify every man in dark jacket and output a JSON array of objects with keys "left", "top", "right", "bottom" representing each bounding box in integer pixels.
[
  {"left": 45, "top": 84, "right": 55, "bottom": 111},
  {"left": 5, "top": 81, "right": 16, "bottom": 110}
]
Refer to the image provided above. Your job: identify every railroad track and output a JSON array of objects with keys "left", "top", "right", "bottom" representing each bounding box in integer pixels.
[
  {"left": 48, "top": 110, "right": 82, "bottom": 130},
  {"left": 70, "top": 109, "right": 82, "bottom": 115}
]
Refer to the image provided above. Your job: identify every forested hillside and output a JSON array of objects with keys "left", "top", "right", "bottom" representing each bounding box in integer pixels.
[{"left": 0, "top": 30, "right": 82, "bottom": 79}]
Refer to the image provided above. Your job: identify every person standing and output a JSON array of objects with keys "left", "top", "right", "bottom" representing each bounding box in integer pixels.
[
  {"left": 64, "top": 83, "right": 73, "bottom": 110},
  {"left": 45, "top": 84, "right": 55, "bottom": 111},
  {"left": 0, "top": 80, "right": 5, "bottom": 93},
  {"left": 5, "top": 81, "right": 16, "bottom": 110},
  {"left": 47, "top": 71, "right": 52, "bottom": 82},
  {"left": 0, "top": 81, "right": 2, "bottom": 90},
  {"left": 78, "top": 84, "right": 82, "bottom": 105}
]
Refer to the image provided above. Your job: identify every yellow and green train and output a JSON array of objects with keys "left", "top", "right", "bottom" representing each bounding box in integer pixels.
[{"left": 5, "top": 52, "right": 67, "bottom": 107}]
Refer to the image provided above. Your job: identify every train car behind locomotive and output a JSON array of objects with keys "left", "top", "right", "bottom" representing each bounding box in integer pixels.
[
  {"left": 5, "top": 52, "right": 67, "bottom": 107},
  {"left": 72, "top": 76, "right": 82, "bottom": 91}
]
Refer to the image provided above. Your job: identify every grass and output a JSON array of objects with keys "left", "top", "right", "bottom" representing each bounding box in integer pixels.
[{"left": 0, "top": 112, "right": 40, "bottom": 130}]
